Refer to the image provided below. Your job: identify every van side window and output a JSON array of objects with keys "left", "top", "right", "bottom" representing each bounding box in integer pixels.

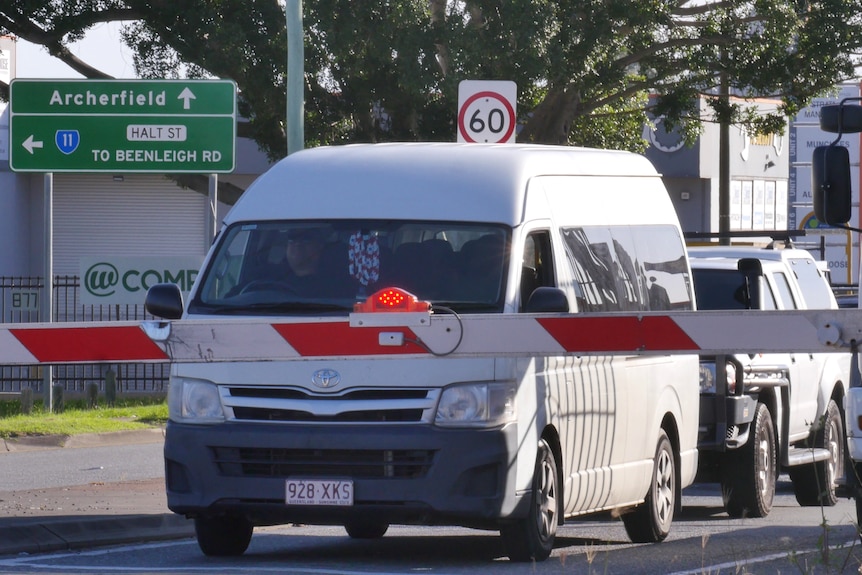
[
  {"left": 520, "top": 232, "right": 554, "bottom": 311},
  {"left": 562, "top": 225, "right": 692, "bottom": 312},
  {"left": 608, "top": 228, "right": 645, "bottom": 310},
  {"left": 562, "top": 227, "right": 624, "bottom": 312}
]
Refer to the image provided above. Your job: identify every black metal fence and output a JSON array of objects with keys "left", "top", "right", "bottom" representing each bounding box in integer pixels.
[{"left": 0, "top": 276, "right": 167, "bottom": 395}]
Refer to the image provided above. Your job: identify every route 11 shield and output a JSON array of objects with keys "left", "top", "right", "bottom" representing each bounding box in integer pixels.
[{"left": 55, "top": 130, "right": 80, "bottom": 155}]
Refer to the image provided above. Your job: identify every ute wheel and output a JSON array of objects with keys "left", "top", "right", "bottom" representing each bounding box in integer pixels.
[
  {"left": 623, "top": 429, "right": 675, "bottom": 542},
  {"left": 500, "top": 438, "right": 558, "bottom": 562},
  {"left": 790, "top": 399, "right": 845, "bottom": 507},
  {"left": 721, "top": 402, "right": 776, "bottom": 518},
  {"left": 194, "top": 515, "right": 253, "bottom": 556},
  {"left": 344, "top": 519, "right": 389, "bottom": 539}
]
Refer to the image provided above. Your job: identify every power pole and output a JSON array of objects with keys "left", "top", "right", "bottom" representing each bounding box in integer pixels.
[
  {"left": 719, "top": 67, "right": 731, "bottom": 245},
  {"left": 286, "top": 0, "right": 304, "bottom": 155}
]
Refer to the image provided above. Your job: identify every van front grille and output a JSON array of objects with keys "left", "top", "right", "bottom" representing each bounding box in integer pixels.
[
  {"left": 231, "top": 407, "right": 424, "bottom": 422},
  {"left": 222, "top": 386, "right": 439, "bottom": 424},
  {"left": 212, "top": 447, "right": 436, "bottom": 478}
]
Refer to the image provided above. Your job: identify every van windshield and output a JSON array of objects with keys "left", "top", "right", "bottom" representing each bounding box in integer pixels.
[{"left": 190, "top": 220, "right": 510, "bottom": 315}]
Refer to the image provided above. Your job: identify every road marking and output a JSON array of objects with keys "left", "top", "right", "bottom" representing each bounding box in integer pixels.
[{"left": 667, "top": 539, "right": 860, "bottom": 575}]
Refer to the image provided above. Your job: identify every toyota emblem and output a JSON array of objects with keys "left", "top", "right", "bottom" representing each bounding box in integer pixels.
[{"left": 312, "top": 369, "right": 341, "bottom": 389}]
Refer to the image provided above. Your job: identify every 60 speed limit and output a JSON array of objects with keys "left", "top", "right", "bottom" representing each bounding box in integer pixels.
[{"left": 457, "top": 91, "right": 516, "bottom": 143}]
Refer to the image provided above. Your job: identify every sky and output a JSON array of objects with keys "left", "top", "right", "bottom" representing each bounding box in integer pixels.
[{"left": 15, "top": 22, "right": 135, "bottom": 79}]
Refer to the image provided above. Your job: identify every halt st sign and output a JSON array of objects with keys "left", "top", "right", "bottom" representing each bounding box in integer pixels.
[
  {"left": 9, "top": 79, "right": 236, "bottom": 173},
  {"left": 457, "top": 80, "right": 517, "bottom": 143}
]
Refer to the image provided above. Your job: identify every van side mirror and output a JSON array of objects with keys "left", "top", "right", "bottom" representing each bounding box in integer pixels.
[
  {"left": 146, "top": 283, "right": 184, "bottom": 319},
  {"left": 813, "top": 102, "right": 862, "bottom": 226},
  {"left": 812, "top": 145, "right": 852, "bottom": 225},
  {"left": 524, "top": 287, "right": 570, "bottom": 313},
  {"left": 820, "top": 104, "right": 862, "bottom": 133}
]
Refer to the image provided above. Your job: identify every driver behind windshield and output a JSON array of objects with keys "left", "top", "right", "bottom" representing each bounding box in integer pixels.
[
  {"left": 279, "top": 227, "right": 351, "bottom": 297},
  {"left": 285, "top": 228, "right": 326, "bottom": 279}
]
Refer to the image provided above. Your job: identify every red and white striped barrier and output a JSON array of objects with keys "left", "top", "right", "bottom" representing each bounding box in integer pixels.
[{"left": 0, "top": 308, "right": 860, "bottom": 365}]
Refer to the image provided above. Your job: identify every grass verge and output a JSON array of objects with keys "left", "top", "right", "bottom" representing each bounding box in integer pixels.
[{"left": 0, "top": 397, "right": 168, "bottom": 439}]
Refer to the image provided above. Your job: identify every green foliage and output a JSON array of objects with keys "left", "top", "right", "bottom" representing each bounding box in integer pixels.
[
  {"left": 2, "top": 0, "right": 861, "bottom": 157},
  {"left": 0, "top": 396, "right": 168, "bottom": 439}
]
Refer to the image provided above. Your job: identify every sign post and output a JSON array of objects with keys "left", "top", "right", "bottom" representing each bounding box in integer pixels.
[{"left": 9, "top": 79, "right": 236, "bottom": 173}]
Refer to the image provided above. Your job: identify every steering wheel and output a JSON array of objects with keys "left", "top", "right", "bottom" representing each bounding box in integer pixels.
[{"left": 239, "top": 279, "right": 297, "bottom": 295}]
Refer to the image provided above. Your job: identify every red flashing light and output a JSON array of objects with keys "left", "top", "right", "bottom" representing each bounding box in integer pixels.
[{"left": 354, "top": 287, "right": 431, "bottom": 313}]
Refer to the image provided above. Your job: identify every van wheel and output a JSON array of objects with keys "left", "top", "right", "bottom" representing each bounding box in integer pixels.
[
  {"left": 194, "top": 515, "right": 253, "bottom": 556},
  {"left": 622, "top": 429, "right": 675, "bottom": 542},
  {"left": 790, "top": 399, "right": 844, "bottom": 507},
  {"left": 344, "top": 519, "right": 389, "bottom": 539},
  {"left": 721, "top": 402, "right": 775, "bottom": 518},
  {"left": 500, "top": 438, "right": 558, "bottom": 562}
]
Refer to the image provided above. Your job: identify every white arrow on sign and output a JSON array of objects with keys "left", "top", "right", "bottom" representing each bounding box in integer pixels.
[
  {"left": 22, "top": 135, "right": 44, "bottom": 154},
  {"left": 177, "top": 87, "right": 197, "bottom": 110}
]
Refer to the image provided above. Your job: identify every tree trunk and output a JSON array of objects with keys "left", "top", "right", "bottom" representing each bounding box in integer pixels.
[
  {"left": 518, "top": 87, "right": 581, "bottom": 145},
  {"left": 429, "top": 0, "right": 449, "bottom": 76}
]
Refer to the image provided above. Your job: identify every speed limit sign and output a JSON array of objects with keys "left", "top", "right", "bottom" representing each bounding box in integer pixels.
[{"left": 457, "top": 80, "right": 517, "bottom": 143}]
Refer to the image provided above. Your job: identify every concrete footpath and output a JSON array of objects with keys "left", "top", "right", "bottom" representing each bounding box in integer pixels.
[{"left": 0, "top": 429, "right": 195, "bottom": 556}]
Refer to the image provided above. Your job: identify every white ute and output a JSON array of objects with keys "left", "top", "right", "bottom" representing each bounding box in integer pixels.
[{"left": 689, "top": 244, "right": 851, "bottom": 518}]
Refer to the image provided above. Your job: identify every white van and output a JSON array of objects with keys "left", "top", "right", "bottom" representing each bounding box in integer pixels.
[{"left": 146, "top": 142, "right": 699, "bottom": 562}]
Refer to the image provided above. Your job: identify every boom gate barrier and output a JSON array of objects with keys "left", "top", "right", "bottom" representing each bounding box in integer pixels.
[{"left": 2, "top": 309, "right": 862, "bottom": 364}]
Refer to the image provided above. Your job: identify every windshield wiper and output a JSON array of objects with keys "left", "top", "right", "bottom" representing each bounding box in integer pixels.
[
  {"left": 205, "top": 301, "right": 353, "bottom": 314},
  {"left": 431, "top": 302, "right": 501, "bottom": 312}
]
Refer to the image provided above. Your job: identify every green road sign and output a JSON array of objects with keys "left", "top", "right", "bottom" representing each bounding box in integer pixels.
[{"left": 9, "top": 79, "right": 236, "bottom": 173}]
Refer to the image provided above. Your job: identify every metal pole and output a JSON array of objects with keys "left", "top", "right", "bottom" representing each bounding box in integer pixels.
[
  {"left": 719, "top": 69, "right": 730, "bottom": 245},
  {"left": 207, "top": 174, "right": 218, "bottom": 246},
  {"left": 286, "top": 0, "right": 304, "bottom": 155},
  {"left": 43, "top": 173, "right": 53, "bottom": 411}
]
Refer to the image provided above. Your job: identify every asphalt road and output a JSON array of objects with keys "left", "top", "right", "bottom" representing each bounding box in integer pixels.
[{"left": 0, "top": 431, "right": 165, "bottom": 490}]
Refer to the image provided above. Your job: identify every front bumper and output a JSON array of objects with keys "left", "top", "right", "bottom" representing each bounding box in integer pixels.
[
  {"left": 698, "top": 393, "right": 758, "bottom": 451},
  {"left": 164, "top": 420, "right": 525, "bottom": 529}
]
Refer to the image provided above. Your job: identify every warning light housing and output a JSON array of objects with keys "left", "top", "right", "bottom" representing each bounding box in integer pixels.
[{"left": 354, "top": 287, "right": 431, "bottom": 313}]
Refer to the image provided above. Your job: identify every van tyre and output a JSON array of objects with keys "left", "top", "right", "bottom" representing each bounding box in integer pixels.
[
  {"left": 344, "top": 519, "right": 389, "bottom": 539},
  {"left": 790, "top": 399, "right": 844, "bottom": 507},
  {"left": 500, "top": 438, "right": 558, "bottom": 562},
  {"left": 623, "top": 429, "right": 675, "bottom": 542},
  {"left": 194, "top": 515, "right": 253, "bottom": 556},
  {"left": 721, "top": 402, "right": 775, "bottom": 518}
]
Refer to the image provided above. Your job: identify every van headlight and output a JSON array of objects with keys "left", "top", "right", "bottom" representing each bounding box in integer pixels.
[
  {"left": 435, "top": 383, "right": 515, "bottom": 428},
  {"left": 168, "top": 378, "right": 225, "bottom": 423}
]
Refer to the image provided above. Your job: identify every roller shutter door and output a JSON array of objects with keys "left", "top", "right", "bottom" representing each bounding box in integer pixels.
[{"left": 53, "top": 174, "right": 208, "bottom": 275}]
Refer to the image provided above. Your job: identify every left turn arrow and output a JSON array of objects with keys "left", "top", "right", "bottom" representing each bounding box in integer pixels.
[{"left": 22, "top": 135, "right": 44, "bottom": 154}]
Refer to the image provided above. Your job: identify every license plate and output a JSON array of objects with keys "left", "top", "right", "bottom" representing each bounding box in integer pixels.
[{"left": 285, "top": 479, "right": 353, "bottom": 506}]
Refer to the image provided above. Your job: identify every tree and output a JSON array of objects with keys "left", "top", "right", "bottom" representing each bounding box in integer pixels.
[{"left": 3, "top": 0, "right": 862, "bottom": 163}]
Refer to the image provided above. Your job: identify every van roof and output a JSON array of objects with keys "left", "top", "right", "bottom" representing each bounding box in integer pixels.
[{"left": 225, "top": 143, "right": 662, "bottom": 226}]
